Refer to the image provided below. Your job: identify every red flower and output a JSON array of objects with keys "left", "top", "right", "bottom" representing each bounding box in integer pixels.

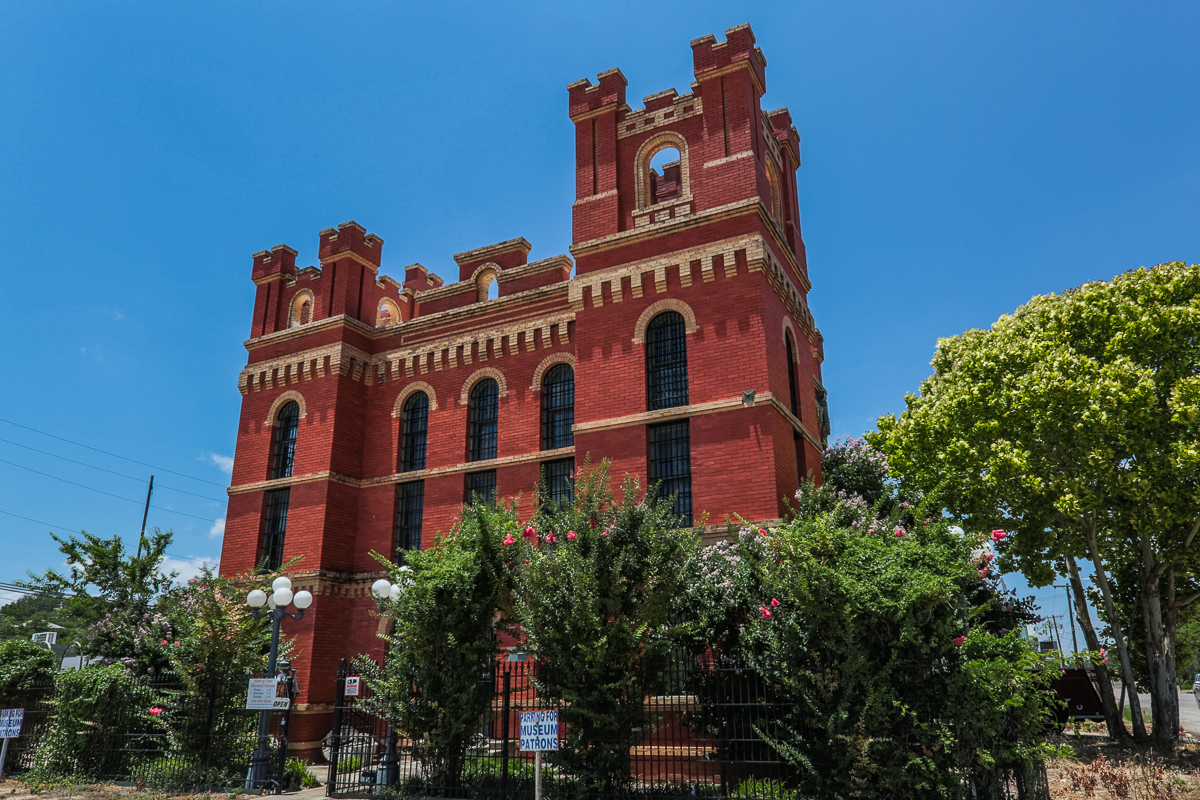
[
  {"left": 523, "top": 526, "right": 536, "bottom": 538},
  {"left": 567, "top": 531, "right": 577, "bottom": 541},
  {"left": 978, "top": 569, "right": 987, "bottom": 578},
  {"left": 759, "top": 607, "right": 772, "bottom": 619},
  {"left": 173, "top": 641, "right": 179, "bottom": 646},
  {"left": 893, "top": 529, "right": 904, "bottom": 537},
  {"left": 545, "top": 533, "right": 557, "bottom": 544},
  {"left": 953, "top": 636, "right": 965, "bottom": 647},
  {"left": 149, "top": 707, "right": 164, "bottom": 716},
  {"left": 502, "top": 534, "right": 516, "bottom": 547},
  {"left": 160, "top": 640, "right": 167, "bottom": 645},
  {"left": 867, "top": 529, "right": 875, "bottom": 535},
  {"left": 770, "top": 598, "right": 780, "bottom": 607},
  {"left": 991, "top": 529, "right": 1007, "bottom": 542}
]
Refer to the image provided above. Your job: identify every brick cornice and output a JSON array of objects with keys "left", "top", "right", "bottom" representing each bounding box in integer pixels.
[{"left": 569, "top": 197, "right": 760, "bottom": 259}]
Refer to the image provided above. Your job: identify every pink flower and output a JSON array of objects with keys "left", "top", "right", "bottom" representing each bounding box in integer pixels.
[
  {"left": 894, "top": 529, "right": 904, "bottom": 537},
  {"left": 759, "top": 607, "right": 772, "bottom": 618},
  {"left": 770, "top": 598, "right": 780, "bottom": 607},
  {"left": 173, "top": 641, "right": 179, "bottom": 646},
  {"left": 953, "top": 636, "right": 965, "bottom": 647},
  {"left": 978, "top": 569, "right": 987, "bottom": 578},
  {"left": 523, "top": 526, "right": 536, "bottom": 538},
  {"left": 758, "top": 528, "right": 767, "bottom": 536},
  {"left": 867, "top": 529, "right": 875, "bottom": 535},
  {"left": 502, "top": 534, "right": 516, "bottom": 547},
  {"left": 1100, "top": 647, "right": 1109, "bottom": 665},
  {"left": 545, "top": 533, "right": 557, "bottom": 544},
  {"left": 991, "top": 529, "right": 1007, "bottom": 542},
  {"left": 567, "top": 531, "right": 577, "bottom": 541},
  {"left": 601, "top": 532, "right": 609, "bottom": 537},
  {"left": 160, "top": 640, "right": 167, "bottom": 645},
  {"left": 149, "top": 707, "right": 163, "bottom": 716}
]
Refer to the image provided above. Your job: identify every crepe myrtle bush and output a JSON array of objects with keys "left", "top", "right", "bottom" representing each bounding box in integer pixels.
[{"left": 509, "top": 459, "right": 697, "bottom": 797}]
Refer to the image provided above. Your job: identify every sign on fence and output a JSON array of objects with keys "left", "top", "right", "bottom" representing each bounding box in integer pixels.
[
  {"left": 246, "top": 678, "right": 289, "bottom": 710},
  {"left": 519, "top": 710, "right": 558, "bottom": 751},
  {"left": 344, "top": 676, "right": 360, "bottom": 697},
  {"left": 0, "top": 709, "right": 22, "bottom": 739}
]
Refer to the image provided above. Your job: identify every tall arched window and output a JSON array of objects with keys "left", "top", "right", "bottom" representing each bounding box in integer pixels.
[
  {"left": 271, "top": 401, "right": 300, "bottom": 480},
  {"left": 468, "top": 378, "right": 499, "bottom": 461},
  {"left": 646, "top": 311, "right": 689, "bottom": 411},
  {"left": 541, "top": 364, "right": 574, "bottom": 450},
  {"left": 400, "top": 392, "right": 429, "bottom": 472},
  {"left": 785, "top": 334, "right": 800, "bottom": 419}
]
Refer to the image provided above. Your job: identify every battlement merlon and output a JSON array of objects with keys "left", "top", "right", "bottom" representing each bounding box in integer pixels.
[
  {"left": 567, "top": 67, "right": 628, "bottom": 121},
  {"left": 317, "top": 220, "right": 384, "bottom": 269},
  {"left": 768, "top": 107, "right": 801, "bottom": 165},
  {"left": 251, "top": 244, "right": 298, "bottom": 284},
  {"left": 691, "top": 23, "right": 767, "bottom": 95},
  {"left": 453, "top": 237, "right": 532, "bottom": 280}
]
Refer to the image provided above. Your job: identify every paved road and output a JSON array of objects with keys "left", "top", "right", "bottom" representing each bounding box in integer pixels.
[{"left": 1135, "top": 689, "right": 1200, "bottom": 735}]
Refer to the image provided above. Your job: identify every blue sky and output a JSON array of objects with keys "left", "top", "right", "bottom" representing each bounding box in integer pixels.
[{"left": 1, "top": 1, "right": 1196, "bottom": 643}]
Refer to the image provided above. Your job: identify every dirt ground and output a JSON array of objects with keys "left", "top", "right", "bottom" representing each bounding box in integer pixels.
[
  {"left": 0, "top": 781, "right": 326, "bottom": 800},
  {"left": 1046, "top": 733, "right": 1200, "bottom": 799}
]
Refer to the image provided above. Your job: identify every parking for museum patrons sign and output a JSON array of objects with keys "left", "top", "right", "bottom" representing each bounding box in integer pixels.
[{"left": 519, "top": 710, "right": 558, "bottom": 751}]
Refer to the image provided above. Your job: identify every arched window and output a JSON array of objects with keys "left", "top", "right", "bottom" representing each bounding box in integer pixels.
[
  {"left": 785, "top": 334, "right": 800, "bottom": 419},
  {"left": 400, "top": 392, "right": 429, "bottom": 472},
  {"left": 271, "top": 401, "right": 300, "bottom": 480},
  {"left": 289, "top": 292, "right": 314, "bottom": 328},
  {"left": 765, "top": 159, "right": 783, "bottom": 223},
  {"left": 468, "top": 378, "right": 499, "bottom": 461},
  {"left": 649, "top": 147, "right": 682, "bottom": 205},
  {"left": 646, "top": 311, "right": 688, "bottom": 411},
  {"left": 541, "top": 364, "right": 574, "bottom": 450}
]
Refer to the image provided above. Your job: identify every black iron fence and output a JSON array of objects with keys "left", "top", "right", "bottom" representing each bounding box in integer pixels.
[
  {"left": 324, "top": 657, "right": 800, "bottom": 800},
  {"left": 0, "top": 671, "right": 287, "bottom": 791}
]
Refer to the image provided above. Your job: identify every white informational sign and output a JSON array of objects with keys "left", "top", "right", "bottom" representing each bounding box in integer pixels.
[
  {"left": 344, "top": 676, "right": 361, "bottom": 697},
  {"left": 519, "top": 710, "right": 558, "bottom": 751},
  {"left": 0, "top": 709, "right": 23, "bottom": 739},
  {"left": 246, "top": 678, "right": 289, "bottom": 710}
]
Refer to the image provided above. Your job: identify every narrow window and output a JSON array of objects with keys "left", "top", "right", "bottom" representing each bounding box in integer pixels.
[
  {"left": 465, "top": 470, "right": 497, "bottom": 503},
  {"left": 648, "top": 147, "right": 682, "bottom": 205},
  {"left": 648, "top": 420, "right": 692, "bottom": 527},
  {"left": 468, "top": 379, "right": 499, "bottom": 461},
  {"left": 400, "top": 392, "right": 429, "bottom": 472},
  {"left": 785, "top": 334, "right": 800, "bottom": 419},
  {"left": 395, "top": 481, "right": 424, "bottom": 561},
  {"left": 541, "top": 364, "right": 574, "bottom": 450},
  {"left": 271, "top": 401, "right": 300, "bottom": 480},
  {"left": 646, "top": 312, "right": 688, "bottom": 411},
  {"left": 542, "top": 458, "right": 574, "bottom": 508},
  {"left": 262, "top": 488, "right": 290, "bottom": 570}
]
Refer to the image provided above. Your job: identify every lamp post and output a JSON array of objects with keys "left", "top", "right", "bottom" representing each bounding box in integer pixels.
[
  {"left": 367, "top": 569, "right": 410, "bottom": 788},
  {"left": 245, "top": 576, "right": 313, "bottom": 791}
]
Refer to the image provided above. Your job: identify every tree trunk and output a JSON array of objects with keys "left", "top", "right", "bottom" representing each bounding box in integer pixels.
[
  {"left": 1064, "top": 553, "right": 1127, "bottom": 739},
  {"left": 1086, "top": 521, "right": 1148, "bottom": 742},
  {"left": 1138, "top": 533, "right": 1179, "bottom": 748}
]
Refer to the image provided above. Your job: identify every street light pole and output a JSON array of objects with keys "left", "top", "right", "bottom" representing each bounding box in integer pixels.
[
  {"left": 245, "top": 576, "right": 313, "bottom": 791},
  {"left": 368, "top": 570, "right": 410, "bottom": 788}
]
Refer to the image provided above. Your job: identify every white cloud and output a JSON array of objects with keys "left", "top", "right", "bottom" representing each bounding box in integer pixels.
[
  {"left": 208, "top": 517, "right": 226, "bottom": 539},
  {"left": 163, "top": 555, "right": 218, "bottom": 585},
  {"left": 207, "top": 453, "right": 234, "bottom": 474}
]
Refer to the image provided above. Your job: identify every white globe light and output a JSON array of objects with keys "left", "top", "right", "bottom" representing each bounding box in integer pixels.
[
  {"left": 247, "top": 589, "right": 267, "bottom": 608},
  {"left": 267, "top": 594, "right": 277, "bottom": 609},
  {"left": 389, "top": 584, "right": 402, "bottom": 601},
  {"left": 293, "top": 590, "right": 313, "bottom": 610},
  {"left": 272, "top": 576, "right": 292, "bottom": 593},
  {"left": 371, "top": 579, "right": 392, "bottom": 599},
  {"left": 273, "top": 587, "right": 294, "bottom": 607}
]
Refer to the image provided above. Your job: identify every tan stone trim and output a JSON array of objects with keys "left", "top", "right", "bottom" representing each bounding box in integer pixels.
[
  {"left": 376, "top": 297, "right": 401, "bottom": 328},
  {"left": 702, "top": 150, "right": 754, "bottom": 169},
  {"left": 393, "top": 381, "right": 438, "bottom": 417},
  {"left": 571, "top": 188, "right": 619, "bottom": 207},
  {"left": 766, "top": 395, "right": 822, "bottom": 450},
  {"left": 618, "top": 94, "right": 703, "bottom": 140},
  {"left": 569, "top": 197, "right": 759, "bottom": 258},
  {"left": 574, "top": 394, "right": 756, "bottom": 434},
  {"left": 265, "top": 391, "right": 308, "bottom": 426},
  {"left": 365, "top": 446, "right": 575, "bottom": 486},
  {"left": 287, "top": 290, "right": 316, "bottom": 328},
  {"left": 567, "top": 101, "right": 627, "bottom": 124},
  {"left": 781, "top": 316, "right": 799, "bottom": 356},
  {"left": 530, "top": 352, "right": 576, "bottom": 392},
  {"left": 631, "top": 299, "right": 699, "bottom": 344},
  {"left": 496, "top": 254, "right": 573, "bottom": 283},
  {"left": 239, "top": 342, "right": 371, "bottom": 395},
  {"left": 694, "top": 58, "right": 765, "bottom": 96},
  {"left": 244, "top": 313, "right": 376, "bottom": 351},
  {"left": 460, "top": 367, "right": 509, "bottom": 406},
  {"left": 473, "top": 263, "right": 500, "bottom": 303},
  {"left": 453, "top": 237, "right": 532, "bottom": 266},
  {"left": 319, "top": 250, "right": 379, "bottom": 272},
  {"left": 227, "top": 470, "right": 353, "bottom": 496}
]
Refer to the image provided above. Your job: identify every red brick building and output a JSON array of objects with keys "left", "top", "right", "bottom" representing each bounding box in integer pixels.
[{"left": 220, "top": 23, "right": 828, "bottom": 755}]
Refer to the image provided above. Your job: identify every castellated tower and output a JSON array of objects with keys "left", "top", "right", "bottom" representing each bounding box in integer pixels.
[{"left": 220, "top": 23, "right": 827, "bottom": 758}]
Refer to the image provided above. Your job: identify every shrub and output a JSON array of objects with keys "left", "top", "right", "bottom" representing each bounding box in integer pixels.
[
  {"left": 283, "top": 757, "right": 319, "bottom": 789},
  {"left": 0, "top": 639, "right": 57, "bottom": 694}
]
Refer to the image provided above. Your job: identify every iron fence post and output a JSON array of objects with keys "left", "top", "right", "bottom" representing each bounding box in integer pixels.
[
  {"left": 500, "top": 668, "right": 511, "bottom": 800},
  {"left": 326, "top": 658, "right": 347, "bottom": 797}
]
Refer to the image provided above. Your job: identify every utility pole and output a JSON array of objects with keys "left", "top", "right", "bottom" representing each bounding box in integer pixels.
[
  {"left": 1054, "top": 583, "right": 1080, "bottom": 662},
  {"left": 136, "top": 475, "right": 154, "bottom": 559},
  {"left": 1047, "top": 614, "right": 1065, "bottom": 654}
]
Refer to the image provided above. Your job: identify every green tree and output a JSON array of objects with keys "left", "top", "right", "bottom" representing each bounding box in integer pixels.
[
  {"left": 874, "top": 262, "right": 1200, "bottom": 747},
  {"left": 0, "top": 592, "right": 84, "bottom": 646},
  {"left": 0, "top": 639, "right": 57, "bottom": 694},
  {"left": 356, "top": 499, "right": 508, "bottom": 789},
  {"left": 510, "top": 462, "right": 695, "bottom": 797}
]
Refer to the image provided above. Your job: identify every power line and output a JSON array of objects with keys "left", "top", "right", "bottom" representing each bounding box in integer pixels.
[
  {"left": 0, "top": 437, "right": 226, "bottom": 503},
  {"left": 0, "top": 457, "right": 218, "bottom": 523},
  {"left": 0, "top": 417, "right": 228, "bottom": 488},
  {"left": 0, "top": 509, "right": 218, "bottom": 567}
]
